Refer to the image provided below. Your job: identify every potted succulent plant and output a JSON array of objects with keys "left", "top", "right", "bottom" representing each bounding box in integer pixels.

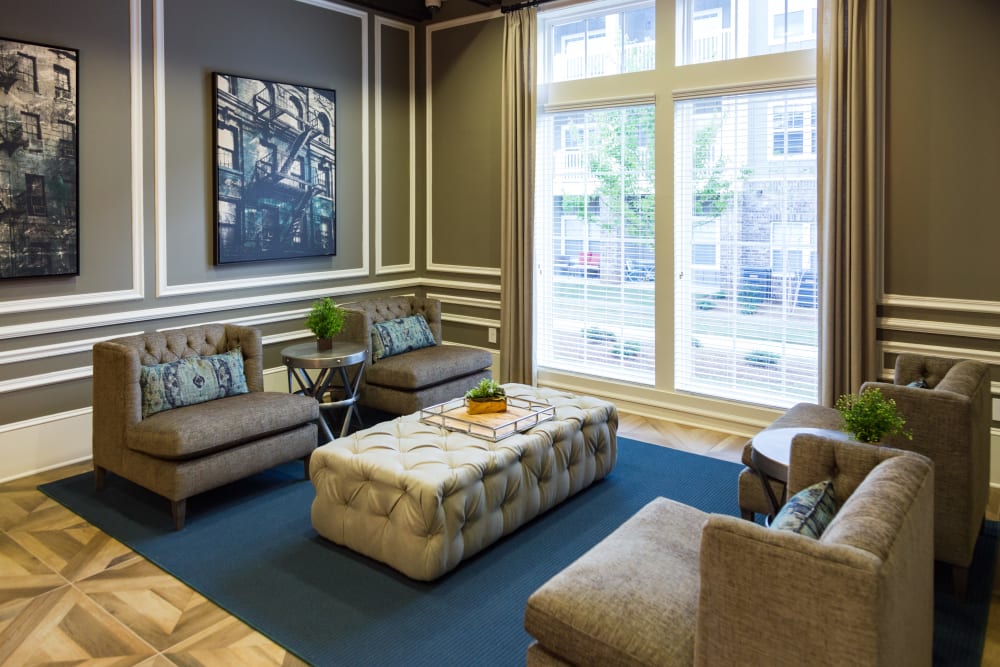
[
  {"left": 305, "top": 297, "right": 347, "bottom": 351},
  {"left": 465, "top": 378, "right": 507, "bottom": 415},
  {"left": 835, "top": 386, "right": 913, "bottom": 444}
]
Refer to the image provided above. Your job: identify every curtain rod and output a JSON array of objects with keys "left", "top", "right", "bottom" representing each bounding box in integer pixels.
[{"left": 501, "top": 0, "right": 561, "bottom": 14}]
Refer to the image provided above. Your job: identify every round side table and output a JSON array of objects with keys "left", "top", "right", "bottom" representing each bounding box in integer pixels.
[{"left": 281, "top": 341, "right": 367, "bottom": 442}]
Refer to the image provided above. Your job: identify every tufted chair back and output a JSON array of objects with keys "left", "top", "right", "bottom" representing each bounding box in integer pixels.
[
  {"left": 336, "top": 296, "right": 443, "bottom": 361},
  {"left": 108, "top": 324, "right": 264, "bottom": 391}
]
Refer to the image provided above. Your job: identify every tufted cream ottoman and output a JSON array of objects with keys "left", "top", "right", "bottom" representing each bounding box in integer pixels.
[{"left": 309, "top": 384, "right": 618, "bottom": 580}]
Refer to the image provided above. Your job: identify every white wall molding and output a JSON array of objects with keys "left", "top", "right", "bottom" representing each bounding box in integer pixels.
[
  {"left": 375, "top": 16, "right": 416, "bottom": 275},
  {"left": 427, "top": 263, "right": 502, "bottom": 276},
  {"left": 0, "top": 0, "right": 145, "bottom": 317},
  {"left": 421, "top": 278, "right": 502, "bottom": 293},
  {"left": 880, "top": 294, "right": 1000, "bottom": 315},
  {"left": 0, "top": 277, "right": 421, "bottom": 341},
  {"left": 426, "top": 293, "right": 501, "bottom": 309},
  {"left": 425, "top": 10, "right": 503, "bottom": 279},
  {"left": 153, "top": 0, "right": 370, "bottom": 297},
  {"left": 0, "top": 367, "right": 92, "bottom": 395},
  {"left": 0, "top": 332, "right": 144, "bottom": 366},
  {"left": 879, "top": 317, "right": 1000, "bottom": 340},
  {"left": 879, "top": 340, "right": 1000, "bottom": 366},
  {"left": 441, "top": 313, "right": 501, "bottom": 329}
]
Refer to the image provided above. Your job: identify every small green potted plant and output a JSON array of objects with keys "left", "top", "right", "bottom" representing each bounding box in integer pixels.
[
  {"left": 465, "top": 378, "right": 507, "bottom": 415},
  {"left": 305, "top": 297, "right": 347, "bottom": 351},
  {"left": 835, "top": 387, "right": 913, "bottom": 444}
]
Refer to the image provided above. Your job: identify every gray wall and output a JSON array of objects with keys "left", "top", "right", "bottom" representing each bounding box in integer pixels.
[{"left": 880, "top": 0, "right": 1000, "bottom": 392}]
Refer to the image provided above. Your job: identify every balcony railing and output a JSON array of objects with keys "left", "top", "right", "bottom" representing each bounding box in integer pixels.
[
  {"left": 552, "top": 41, "right": 655, "bottom": 82},
  {"left": 692, "top": 28, "right": 734, "bottom": 64}
]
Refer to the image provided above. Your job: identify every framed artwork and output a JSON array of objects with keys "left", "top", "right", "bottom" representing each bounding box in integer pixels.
[
  {"left": 0, "top": 36, "right": 79, "bottom": 279},
  {"left": 213, "top": 72, "right": 336, "bottom": 264}
]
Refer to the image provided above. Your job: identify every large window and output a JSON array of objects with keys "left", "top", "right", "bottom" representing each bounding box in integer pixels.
[
  {"left": 675, "top": 88, "right": 818, "bottom": 407},
  {"left": 536, "top": 105, "right": 655, "bottom": 384}
]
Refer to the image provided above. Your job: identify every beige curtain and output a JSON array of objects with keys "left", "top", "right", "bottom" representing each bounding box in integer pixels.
[
  {"left": 499, "top": 8, "right": 537, "bottom": 385},
  {"left": 817, "top": 0, "right": 885, "bottom": 404}
]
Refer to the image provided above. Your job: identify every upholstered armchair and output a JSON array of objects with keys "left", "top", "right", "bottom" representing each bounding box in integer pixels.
[
  {"left": 861, "top": 353, "right": 991, "bottom": 587},
  {"left": 525, "top": 437, "right": 935, "bottom": 666},
  {"left": 737, "top": 353, "right": 990, "bottom": 591},
  {"left": 334, "top": 296, "right": 493, "bottom": 415},
  {"left": 92, "top": 324, "right": 320, "bottom": 529}
]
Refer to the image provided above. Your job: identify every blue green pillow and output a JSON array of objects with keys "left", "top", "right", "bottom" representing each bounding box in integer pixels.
[
  {"left": 140, "top": 348, "right": 249, "bottom": 418},
  {"left": 770, "top": 479, "right": 838, "bottom": 539},
  {"left": 370, "top": 314, "right": 436, "bottom": 362}
]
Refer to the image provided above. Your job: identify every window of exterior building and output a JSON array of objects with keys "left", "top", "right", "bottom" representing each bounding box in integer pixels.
[
  {"left": 317, "top": 113, "right": 332, "bottom": 144},
  {"left": 25, "top": 174, "right": 46, "bottom": 216},
  {"left": 54, "top": 65, "right": 71, "bottom": 99},
  {"left": 218, "top": 127, "right": 237, "bottom": 170},
  {"left": 676, "top": 0, "right": 817, "bottom": 65},
  {"left": 20, "top": 112, "right": 41, "bottom": 141},
  {"left": 56, "top": 121, "right": 75, "bottom": 157},
  {"left": 17, "top": 53, "right": 37, "bottom": 92},
  {"left": 289, "top": 96, "right": 304, "bottom": 128}
]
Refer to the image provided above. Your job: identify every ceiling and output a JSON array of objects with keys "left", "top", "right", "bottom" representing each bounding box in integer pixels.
[{"left": 345, "top": 0, "right": 503, "bottom": 22}]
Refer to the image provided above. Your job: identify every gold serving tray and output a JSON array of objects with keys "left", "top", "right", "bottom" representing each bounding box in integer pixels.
[{"left": 419, "top": 396, "right": 555, "bottom": 441}]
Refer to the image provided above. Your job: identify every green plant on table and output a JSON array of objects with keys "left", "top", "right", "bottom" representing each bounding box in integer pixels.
[
  {"left": 835, "top": 387, "right": 913, "bottom": 444},
  {"left": 305, "top": 297, "right": 347, "bottom": 339},
  {"left": 466, "top": 379, "right": 506, "bottom": 401}
]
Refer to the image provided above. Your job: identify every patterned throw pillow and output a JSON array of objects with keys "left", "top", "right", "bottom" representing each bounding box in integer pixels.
[
  {"left": 770, "top": 479, "right": 839, "bottom": 539},
  {"left": 140, "top": 348, "right": 249, "bottom": 418},
  {"left": 370, "top": 314, "right": 437, "bottom": 362}
]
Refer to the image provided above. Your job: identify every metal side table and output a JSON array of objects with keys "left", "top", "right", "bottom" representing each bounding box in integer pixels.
[{"left": 281, "top": 341, "right": 367, "bottom": 442}]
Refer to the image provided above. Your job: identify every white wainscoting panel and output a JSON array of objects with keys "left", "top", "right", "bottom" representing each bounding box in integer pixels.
[{"left": 0, "top": 409, "right": 93, "bottom": 484}]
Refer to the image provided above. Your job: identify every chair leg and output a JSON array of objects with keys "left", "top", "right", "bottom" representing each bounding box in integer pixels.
[
  {"left": 740, "top": 508, "right": 755, "bottom": 522},
  {"left": 94, "top": 466, "right": 106, "bottom": 491},
  {"left": 171, "top": 499, "right": 186, "bottom": 531},
  {"left": 302, "top": 453, "right": 312, "bottom": 481}
]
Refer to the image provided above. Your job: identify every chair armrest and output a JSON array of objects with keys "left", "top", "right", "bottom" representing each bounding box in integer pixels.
[
  {"left": 92, "top": 341, "right": 143, "bottom": 466},
  {"left": 224, "top": 324, "right": 263, "bottom": 392}
]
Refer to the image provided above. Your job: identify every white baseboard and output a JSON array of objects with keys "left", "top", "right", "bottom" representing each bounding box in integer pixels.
[{"left": 0, "top": 408, "right": 94, "bottom": 484}]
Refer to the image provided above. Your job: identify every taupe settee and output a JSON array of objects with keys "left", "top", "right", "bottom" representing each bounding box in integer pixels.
[
  {"left": 738, "top": 353, "right": 990, "bottom": 588},
  {"left": 525, "top": 437, "right": 935, "bottom": 666},
  {"left": 92, "top": 324, "right": 320, "bottom": 529},
  {"left": 335, "top": 296, "right": 493, "bottom": 415}
]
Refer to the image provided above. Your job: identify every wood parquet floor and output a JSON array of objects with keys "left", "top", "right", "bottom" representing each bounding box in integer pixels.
[{"left": 0, "top": 413, "right": 996, "bottom": 665}]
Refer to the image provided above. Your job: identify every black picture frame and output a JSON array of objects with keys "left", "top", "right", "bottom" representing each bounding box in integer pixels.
[
  {"left": 0, "top": 36, "right": 79, "bottom": 279},
  {"left": 213, "top": 72, "right": 336, "bottom": 265}
]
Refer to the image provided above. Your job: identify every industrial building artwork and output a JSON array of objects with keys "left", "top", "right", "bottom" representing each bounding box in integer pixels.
[
  {"left": 213, "top": 72, "right": 336, "bottom": 264},
  {"left": 0, "top": 36, "right": 79, "bottom": 279}
]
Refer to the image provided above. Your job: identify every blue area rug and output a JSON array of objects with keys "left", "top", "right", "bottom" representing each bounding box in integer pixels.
[{"left": 40, "top": 438, "right": 995, "bottom": 666}]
